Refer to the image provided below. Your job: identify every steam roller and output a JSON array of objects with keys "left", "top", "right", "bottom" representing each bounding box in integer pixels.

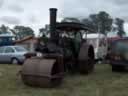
[{"left": 20, "top": 8, "right": 95, "bottom": 88}]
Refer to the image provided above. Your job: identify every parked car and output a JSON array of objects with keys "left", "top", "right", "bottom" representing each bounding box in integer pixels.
[
  {"left": 0, "top": 45, "right": 28, "bottom": 64},
  {"left": 107, "top": 38, "right": 128, "bottom": 71}
]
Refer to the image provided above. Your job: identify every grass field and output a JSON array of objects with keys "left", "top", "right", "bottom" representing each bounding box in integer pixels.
[{"left": 0, "top": 64, "right": 128, "bottom": 96}]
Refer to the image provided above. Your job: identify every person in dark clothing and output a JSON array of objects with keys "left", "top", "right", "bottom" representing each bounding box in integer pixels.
[{"left": 35, "top": 38, "right": 49, "bottom": 53}]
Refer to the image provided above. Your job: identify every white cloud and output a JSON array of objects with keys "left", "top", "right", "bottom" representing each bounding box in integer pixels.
[
  {"left": 62, "top": 0, "right": 128, "bottom": 35},
  {"left": 0, "top": 0, "right": 128, "bottom": 36},
  {"left": 0, "top": 0, "right": 63, "bottom": 35}
]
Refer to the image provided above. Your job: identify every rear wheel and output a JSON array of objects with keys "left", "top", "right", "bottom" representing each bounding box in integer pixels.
[
  {"left": 87, "top": 58, "right": 95, "bottom": 73},
  {"left": 11, "top": 58, "right": 19, "bottom": 64},
  {"left": 78, "top": 43, "right": 95, "bottom": 74},
  {"left": 79, "top": 59, "right": 94, "bottom": 74}
]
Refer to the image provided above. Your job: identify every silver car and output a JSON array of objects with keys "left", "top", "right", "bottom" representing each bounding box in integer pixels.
[{"left": 0, "top": 45, "right": 28, "bottom": 64}]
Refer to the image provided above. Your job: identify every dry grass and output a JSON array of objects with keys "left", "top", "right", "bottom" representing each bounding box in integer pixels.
[{"left": 0, "top": 64, "right": 128, "bottom": 96}]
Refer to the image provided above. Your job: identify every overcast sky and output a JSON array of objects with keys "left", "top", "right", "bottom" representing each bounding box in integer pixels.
[{"left": 1, "top": 0, "right": 128, "bottom": 35}]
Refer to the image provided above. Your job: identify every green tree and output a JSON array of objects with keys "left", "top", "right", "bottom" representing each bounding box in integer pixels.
[
  {"left": 39, "top": 28, "right": 46, "bottom": 37},
  {"left": 13, "top": 26, "right": 35, "bottom": 40},
  {"left": 81, "top": 16, "right": 97, "bottom": 33},
  {"left": 97, "top": 11, "right": 113, "bottom": 35},
  {"left": 89, "top": 14, "right": 99, "bottom": 32},
  {"left": 115, "top": 18, "right": 126, "bottom": 37},
  {"left": 39, "top": 24, "right": 50, "bottom": 37},
  {"left": 82, "top": 11, "right": 113, "bottom": 35},
  {"left": 39, "top": 24, "right": 50, "bottom": 43},
  {"left": 0, "top": 24, "right": 10, "bottom": 34}
]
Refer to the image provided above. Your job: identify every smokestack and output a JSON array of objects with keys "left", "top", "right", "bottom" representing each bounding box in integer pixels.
[{"left": 49, "top": 8, "right": 57, "bottom": 42}]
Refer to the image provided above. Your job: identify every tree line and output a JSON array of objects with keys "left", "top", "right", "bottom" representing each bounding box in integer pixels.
[
  {"left": 80, "top": 11, "right": 126, "bottom": 37},
  {"left": 40, "top": 11, "right": 126, "bottom": 37},
  {"left": 0, "top": 25, "right": 35, "bottom": 40},
  {"left": 0, "top": 11, "right": 126, "bottom": 40}
]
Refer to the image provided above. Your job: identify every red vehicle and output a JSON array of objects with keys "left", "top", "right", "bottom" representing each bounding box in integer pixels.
[{"left": 107, "top": 37, "right": 128, "bottom": 71}]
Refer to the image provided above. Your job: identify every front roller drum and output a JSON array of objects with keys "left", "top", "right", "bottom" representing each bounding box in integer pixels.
[{"left": 21, "top": 55, "right": 64, "bottom": 88}]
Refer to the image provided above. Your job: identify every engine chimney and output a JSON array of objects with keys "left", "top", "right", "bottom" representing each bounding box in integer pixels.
[{"left": 49, "top": 8, "right": 57, "bottom": 43}]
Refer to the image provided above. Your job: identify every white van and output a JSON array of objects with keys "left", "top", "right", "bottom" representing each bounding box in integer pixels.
[{"left": 86, "top": 33, "right": 108, "bottom": 61}]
